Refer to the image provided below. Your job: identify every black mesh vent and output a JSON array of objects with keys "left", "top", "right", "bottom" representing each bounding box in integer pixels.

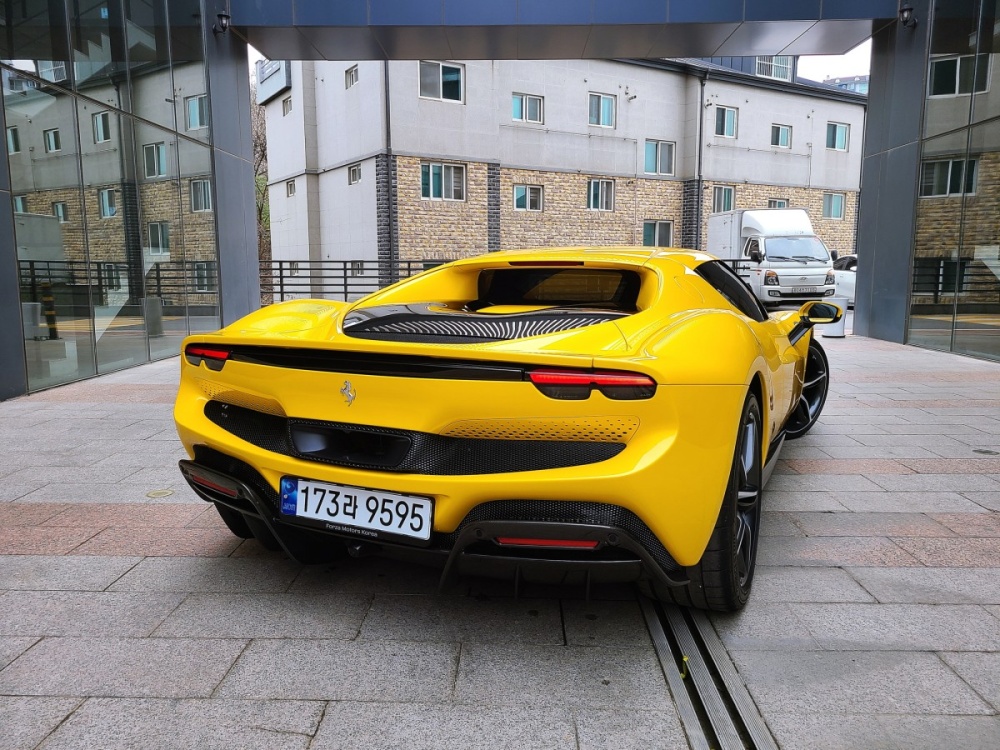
[
  {"left": 204, "top": 401, "right": 624, "bottom": 475},
  {"left": 442, "top": 499, "right": 681, "bottom": 573}
]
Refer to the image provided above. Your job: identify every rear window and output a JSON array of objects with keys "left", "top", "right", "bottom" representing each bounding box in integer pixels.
[{"left": 476, "top": 268, "right": 640, "bottom": 310}]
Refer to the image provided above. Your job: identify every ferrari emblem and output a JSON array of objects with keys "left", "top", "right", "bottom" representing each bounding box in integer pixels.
[{"left": 340, "top": 380, "right": 356, "bottom": 406}]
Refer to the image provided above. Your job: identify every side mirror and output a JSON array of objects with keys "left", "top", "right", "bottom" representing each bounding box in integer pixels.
[
  {"left": 749, "top": 248, "right": 762, "bottom": 263},
  {"left": 830, "top": 249, "right": 839, "bottom": 261},
  {"left": 799, "top": 301, "right": 843, "bottom": 326}
]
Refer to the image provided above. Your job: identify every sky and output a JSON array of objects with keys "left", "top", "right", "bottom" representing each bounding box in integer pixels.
[{"left": 796, "top": 40, "right": 872, "bottom": 82}]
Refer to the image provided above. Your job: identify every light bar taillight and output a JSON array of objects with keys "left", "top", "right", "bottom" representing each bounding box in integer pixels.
[
  {"left": 528, "top": 369, "right": 656, "bottom": 400},
  {"left": 185, "top": 345, "right": 231, "bottom": 371},
  {"left": 186, "top": 470, "right": 239, "bottom": 499},
  {"left": 496, "top": 537, "right": 600, "bottom": 549}
]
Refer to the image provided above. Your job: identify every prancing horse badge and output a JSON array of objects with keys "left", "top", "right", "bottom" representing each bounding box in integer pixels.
[{"left": 340, "top": 380, "right": 357, "bottom": 406}]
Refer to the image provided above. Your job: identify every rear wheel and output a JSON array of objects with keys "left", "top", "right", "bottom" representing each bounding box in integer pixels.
[
  {"left": 640, "top": 392, "right": 763, "bottom": 612},
  {"left": 784, "top": 337, "right": 830, "bottom": 439}
]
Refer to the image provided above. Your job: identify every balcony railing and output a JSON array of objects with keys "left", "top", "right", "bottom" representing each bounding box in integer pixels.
[{"left": 260, "top": 259, "right": 451, "bottom": 304}]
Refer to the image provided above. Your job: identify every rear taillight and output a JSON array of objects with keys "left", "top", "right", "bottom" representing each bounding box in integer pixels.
[
  {"left": 185, "top": 345, "right": 231, "bottom": 371},
  {"left": 528, "top": 369, "right": 656, "bottom": 400}
]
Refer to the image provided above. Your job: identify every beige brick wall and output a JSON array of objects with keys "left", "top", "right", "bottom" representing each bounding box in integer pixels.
[
  {"left": 914, "top": 152, "right": 1000, "bottom": 258},
  {"left": 700, "top": 181, "right": 858, "bottom": 256}
]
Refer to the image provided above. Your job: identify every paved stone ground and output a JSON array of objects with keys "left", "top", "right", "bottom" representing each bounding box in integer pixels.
[{"left": 0, "top": 334, "right": 999, "bottom": 749}]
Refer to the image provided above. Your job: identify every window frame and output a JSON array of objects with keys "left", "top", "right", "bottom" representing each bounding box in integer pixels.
[
  {"left": 98, "top": 188, "right": 118, "bottom": 219},
  {"left": 52, "top": 201, "right": 68, "bottom": 223},
  {"left": 345, "top": 65, "right": 359, "bottom": 89},
  {"left": 185, "top": 94, "right": 208, "bottom": 130},
  {"left": 512, "top": 93, "right": 544, "bottom": 124},
  {"left": 147, "top": 222, "right": 170, "bottom": 256},
  {"left": 642, "top": 220, "right": 673, "bottom": 247},
  {"left": 822, "top": 192, "right": 846, "bottom": 219},
  {"left": 282, "top": 97, "right": 292, "bottom": 116},
  {"left": 12, "top": 195, "right": 27, "bottom": 213},
  {"left": 418, "top": 60, "right": 465, "bottom": 103},
  {"left": 286, "top": 180, "right": 296, "bottom": 197},
  {"left": 587, "top": 179, "right": 615, "bottom": 211},
  {"left": 43, "top": 128, "right": 61, "bottom": 153},
  {"left": 513, "top": 184, "right": 543, "bottom": 212},
  {"left": 6, "top": 126, "right": 20, "bottom": 154},
  {"left": 588, "top": 93, "right": 616, "bottom": 128},
  {"left": 348, "top": 163, "right": 362, "bottom": 185},
  {"left": 715, "top": 106, "right": 738, "bottom": 138},
  {"left": 826, "top": 122, "right": 850, "bottom": 151},
  {"left": 755, "top": 55, "right": 793, "bottom": 82},
  {"left": 770, "top": 124, "right": 791, "bottom": 149},
  {"left": 919, "top": 158, "right": 978, "bottom": 198},
  {"left": 644, "top": 139, "right": 676, "bottom": 176},
  {"left": 190, "top": 180, "right": 213, "bottom": 212},
  {"left": 98, "top": 262, "right": 122, "bottom": 291},
  {"left": 194, "top": 261, "right": 216, "bottom": 292},
  {"left": 93, "top": 111, "right": 111, "bottom": 143},
  {"left": 767, "top": 198, "right": 789, "bottom": 209},
  {"left": 143, "top": 142, "right": 167, "bottom": 178},
  {"left": 420, "top": 162, "right": 466, "bottom": 201},
  {"left": 712, "top": 185, "right": 735, "bottom": 213},
  {"left": 928, "top": 54, "right": 990, "bottom": 97}
]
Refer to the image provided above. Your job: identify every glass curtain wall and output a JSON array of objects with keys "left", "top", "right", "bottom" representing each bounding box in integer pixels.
[
  {"left": 909, "top": 0, "right": 1000, "bottom": 361},
  {"left": 2, "top": 0, "right": 219, "bottom": 390}
]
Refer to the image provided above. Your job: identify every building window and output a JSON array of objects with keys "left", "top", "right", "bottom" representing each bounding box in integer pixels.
[
  {"left": 148, "top": 222, "right": 170, "bottom": 255},
  {"left": 419, "top": 61, "right": 464, "bottom": 102},
  {"left": 929, "top": 55, "right": 989, "bottom": 96},
  {"left": 98, "top": 188, "right": 117, "bottom": 218},
  {"left": 512, "top": 93, "right": 543, "bottom": 123},
  {"left": 37, "top": 60, "right": 67, "bottom": 82},
  {"left": 712, "top": 186, "right": 734, "bottom": 213},
  {"left": 919, "top": 159, "right": 977, "bottom": 197},
  {"left": 194, "top": 261, "right": 217, "bottom": 292},
  {"left": 282, "top": 97, "right": 292, "bottom": 116},
  {"left": 767, "top": 198, "right": 788, "bottom": 209},
  {"left": 348, "top": 163, "right": 362, "bottom": 184},
  {"left": 345, "top": 65, "right": 359, "bottom": 89},
  {"left": 715, "top": 107, "right": 738, "bottom": 138},
  {"left": 143, "top": 143, "right": 167, "bottom": 178},
  {"left": 756, "top": 55, "right": 793, "bottom": 81},
  {"left": 98, "top": 262, "right": 121, "bottom": 291},
  {"left": 588, "top": 93, "right": 615, "bottom": 127},
  {"left": 43, "top": 128, "right": 61, "bottom": 153},
  {"left": 513, "top": 184, "right": 543, "bottom": 211},
  {"left": 350, "top": 260, "right": 364, "bottom": 277},
  {"left": 191, "top": 180, "right": 213, "bottom": 212},
  {"left": 822, "top": 193, "right": 845, "bottom": 219},
  {"left": 826, "top": 122, "right": 849, "bottom": 151},
  {"left": 93, "top": 111, "right": 111, "bottom": 143},
  {"left": 52, "top": 202, "right": 68, "bottom": 222},
  {"left": 770, "top": 124, "right": 791, "bottom": 148},
  {"left": 6, "top": 126, "right": 19, "bottom": 154},
  {"left": 643, "top": 221, "right": 672, "bottom": 247},
  {"left": 286, "top": 180, "right": 296, "bottom": 197},
  {"left": 644, "top": 140, "right": 675, "bottom": 175},
  {"left": 186, "top": 95, "right": 208, "bottom": 130},
  {"left": 13, "top": 195, "right": 27, "bottom": 213},
  {"left": 289, "top": 261, "right": 300, "bottom": 276},
  {"left": 420, "top": 162, "right": 465, "bottom": 200},
  {"left": 587, "top": 179, "right": 614, "bottom": 211}
]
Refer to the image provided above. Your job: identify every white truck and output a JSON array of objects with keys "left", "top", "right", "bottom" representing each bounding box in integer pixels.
[{"left": 707, "top": 208, "right": 837, "bottom": 306}]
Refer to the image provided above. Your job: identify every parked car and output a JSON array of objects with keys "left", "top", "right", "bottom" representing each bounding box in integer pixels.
[
  {"left": 174, "top": 247, "right": 840, "bottom": 611},
  {"left": 833, "top": 253, "right": 858, "bottom": 307}
]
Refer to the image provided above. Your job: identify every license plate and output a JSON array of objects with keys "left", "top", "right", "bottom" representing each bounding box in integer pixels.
[
  {"left": 279, "top": 477, "right": 433, "bottom": 541},
  {"left": 790, "top": 286, "right": 816, "bottom": 293}
]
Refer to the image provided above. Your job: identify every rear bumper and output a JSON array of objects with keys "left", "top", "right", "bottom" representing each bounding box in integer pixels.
[
  {"left": 762, "top": 286, "right": 836, "bottom": 301},
  {"left": 179, "top": 451, "right": 688, "bottom": 590}
]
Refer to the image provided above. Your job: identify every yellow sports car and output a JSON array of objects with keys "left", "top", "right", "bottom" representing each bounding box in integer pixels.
[{"left": 174, "top": 247, "right": 840, "bottom": 611}]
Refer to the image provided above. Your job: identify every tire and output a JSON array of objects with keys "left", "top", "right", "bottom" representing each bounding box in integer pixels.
[
  {"left": 214, "top": 503, "right": 253, "bottom": 538},
  {"left": 640, "top": 392, "right": 763, "bottom": 612},
  {"left": 784, "top": 337, "right": 830, "bottom": 440}
]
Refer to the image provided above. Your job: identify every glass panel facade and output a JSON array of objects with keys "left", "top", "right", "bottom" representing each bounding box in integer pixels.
[
  {"left": 2, "top": 0, "right": 218, "bottom": 391},
  {"left": 909, "top": 0, "right": 1000, "bottom": 361}
]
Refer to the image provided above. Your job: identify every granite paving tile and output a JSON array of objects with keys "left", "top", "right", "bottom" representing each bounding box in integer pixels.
[
  {"left": 0, "top": 555, "right": 140, "bottom": 591},
  {"left": 0, "top": 637, "right": 247, "bottom": 698},
  {"left": 41, "top": 503, "right": 205, "bottom": 529},
  {"left": 0, "top": 526, "right": 101, "bottom": 555},
  {"left": 359, "top": 595, "right": 562, "bottom": 644},
  {"left": 835, "top": 491, "right": 987, "bottom": 513},
  {"left": 930, "top": 512, "right": 1000, "bottom": 537},
  {"left": 890, "top": 538, "right": 1000, "bottom": 567},
  {"left": 0, "top": 591, "right": 184, "bottom": 637},
  {"left": 574, "top": 709, "right": 688, "bottom": 750},
  {"left": 765, "top": 474, "right": 885, "bottom": 493},
  {"left": 454, "top": 644, "right": 667, "bottom": 709},
  {"left": 750, "top": 566, "right": 875, "bottom": 603},
  {"left": 288, "top": 557, "right": 451, "bottom": 596},
  {"left": 878, "top": 423, "right": 989, "bottom": 435},
  {"left": 763, "top": 713, "right": 1000, "bottom": 750},
  {"left": 154, "top": 593, "right": 370, "bottom": 639},
  {"left": 821, "top": 446, "right": 941, "bottom": 459},
  {"left": 782, "top": 459, "right": 913, "bottom": 475},
  {"left": 16, "top": 483, "right": 190, "bottom": 504},
  {"left": 867, "top": 474, "right": 1000, "bottom": 492},
  {"left": 0, "top": 697, "right": 81, "bottom": 750},
  {"left": 788, "top": 511, "right": 955, "bottom": 537},
  {"left": 0, "top": 637, "right": 38, "bottom": 670},
  {"left": 310, "top": 702, "right": 577, "bottom": 750},
  {"left": 730, "top": 651, "right": 993, "bottom": 715},
  {"left": 561, "top": 600, "right": 652, "bottom": 648},
  {"left": 38, "top": 698, "right": 324, "bottom": 750},
  {"left": 756, "top": 536, "right": 922, "bottom": 567},
  {"left": 850, "top": 435, "right": 971, "bottom": 449},
  {"left": 900, "top": 458, "right": 1000, "bottom": 474},
  {"left": 759, "top": 491, "right": 849, "bottom": 512},
  {"left": 0, "top": 503, "right": 70, "bottom": 526},
  {"left": 759, "top": 512, "right": 804, "bottom": 536},
  {"left": 963, "top": 492, "right": 1000, "bottom": 512},
  {"left": 214, "top": 639, "right": 458, "bottom": 701},
  {"left": 71, "top": 527, "right": 242, "bottom": 557},
  {"left": 848, "top": 567, "right": 1000, "bottom": 604},
  {"left": 790, "top": 603, "right": 1000, "bottom": 651},
  {"left": 109, "top": 557, "right": 302, "bottom": 593},
  {"left": 940, "top": 653, "right": 1000, "bottom": 711},
  {"left": 0, "top": 477, "right": 51, "bottom": 502},
  {"left": 709, "top": 602, "right": 821, "bottom": 651},
  {"left": 3, "top": 466, "right": 140, "bottom": 485}
]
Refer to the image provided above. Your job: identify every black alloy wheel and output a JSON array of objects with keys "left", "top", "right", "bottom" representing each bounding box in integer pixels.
[{"left": 784, "top": 337, "right": 830, "bottom": 440}]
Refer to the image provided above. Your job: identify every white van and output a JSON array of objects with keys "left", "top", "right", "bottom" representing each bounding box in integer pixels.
[{"left": 707, "top": 208, "right": 837, "bottom": 306}]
